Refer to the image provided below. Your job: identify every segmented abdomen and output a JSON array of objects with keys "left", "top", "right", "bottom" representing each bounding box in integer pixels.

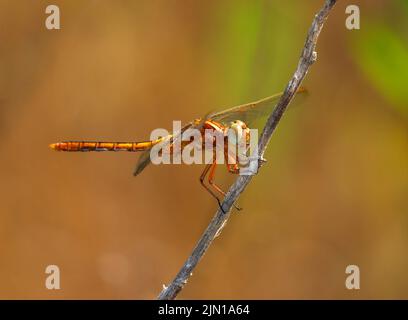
[{"left": 50, "top": 141, "right": 155, "bottom": 152}]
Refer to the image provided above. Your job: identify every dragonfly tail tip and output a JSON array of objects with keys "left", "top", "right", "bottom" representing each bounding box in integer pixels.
[{"left": 49, "top": 143, "right": 59, "bottom": 151}]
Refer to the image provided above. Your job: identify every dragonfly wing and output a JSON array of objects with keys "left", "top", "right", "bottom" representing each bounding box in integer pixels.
[
  {"left": 133, "top": 148, "right": 153, "bottom": 176},
  {"left": 210, "top": 88, "right": 307, "bottom": 129},
  {"left": 133, "top": 122, "right": 194, "bottom": 176}
]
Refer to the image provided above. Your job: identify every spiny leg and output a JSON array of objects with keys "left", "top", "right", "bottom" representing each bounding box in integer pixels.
[
  {"left": 200, "top": 164, "right": 225, "bottom": 213},
  {"left": 208, "top": 163, "right": 226, "bottom": 196},
  {"left": 208, "top": 162, "right": 242, "bottom": 211}
]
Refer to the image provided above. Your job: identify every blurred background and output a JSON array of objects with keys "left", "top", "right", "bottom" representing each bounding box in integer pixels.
[{"left": 0, "top": 0, "right": 407, "bottom": 299}]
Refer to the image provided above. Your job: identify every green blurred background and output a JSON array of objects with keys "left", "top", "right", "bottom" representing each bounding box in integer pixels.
[{"left": 0, "top": 0, "right": 407, "bottom": 299}]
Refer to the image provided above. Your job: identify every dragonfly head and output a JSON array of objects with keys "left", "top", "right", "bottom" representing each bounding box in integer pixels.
[{"left": 227, "top": 120, "right": 250, "bottom": 146}]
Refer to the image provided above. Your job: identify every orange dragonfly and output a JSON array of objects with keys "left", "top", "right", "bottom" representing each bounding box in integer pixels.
[{"left": 50, "top": 88, "right": 306, "bottom": 210}]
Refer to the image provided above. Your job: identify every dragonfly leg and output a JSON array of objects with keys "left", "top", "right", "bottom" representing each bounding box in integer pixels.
[
  {"left": 200, "top": 164, "right": 225, "bottom": 213},
  {"left": 208, "top": 163, "right": 226, "bottom": 196},
  {"left": 208, "top": 163, "right": 242, "bottom": 211}
]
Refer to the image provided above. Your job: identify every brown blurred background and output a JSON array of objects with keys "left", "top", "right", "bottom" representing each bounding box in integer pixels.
[{"left": 0, "top": 0, "right": 407, "bottom": 299}]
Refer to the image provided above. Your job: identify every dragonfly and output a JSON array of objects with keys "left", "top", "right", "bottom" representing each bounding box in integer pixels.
[{"left": 50, "top": 87, "right": 306, "bottom": 210}]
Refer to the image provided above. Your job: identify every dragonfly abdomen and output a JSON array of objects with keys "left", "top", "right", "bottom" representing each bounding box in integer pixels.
[{"left": 49, "top": 141, "right": 156, "bottom": 152}]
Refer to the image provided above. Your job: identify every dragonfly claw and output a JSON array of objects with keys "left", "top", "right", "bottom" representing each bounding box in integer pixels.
[
  {"left": 258, "top": 156, "right": 267, "bottom": 168},
  {"left": 217, "top": 199, "right": 226, "bottom": 214},
  {"left": 217, "top": 198, "right": 242, "bottom": 213}
]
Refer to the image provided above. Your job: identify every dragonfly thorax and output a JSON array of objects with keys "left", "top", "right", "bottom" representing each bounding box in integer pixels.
[{"left": 226, "top": 120, "right": 250, "bottom": 146}]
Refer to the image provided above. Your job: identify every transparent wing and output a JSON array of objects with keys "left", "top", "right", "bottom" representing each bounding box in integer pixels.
[
  {"left": 133, "top": 146, "right": 154, "bottom": 176},
  {"left": 210, "top": 88, "right": 307, "bottom": 129},
  {"left": 133, "top": 89, "right": 307, "bottom": 176},
  {"left": 133, "top": 120, "right": 206, "bottom": 176}
]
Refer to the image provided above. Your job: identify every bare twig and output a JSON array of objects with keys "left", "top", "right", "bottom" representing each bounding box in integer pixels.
[{"left": 157, "top": 0, "right": 338, "bottom": 300}]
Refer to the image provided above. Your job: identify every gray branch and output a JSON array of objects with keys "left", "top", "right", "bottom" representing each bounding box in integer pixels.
[{"left": 157, "top": 0, "right": 338, "bottom": 300}]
